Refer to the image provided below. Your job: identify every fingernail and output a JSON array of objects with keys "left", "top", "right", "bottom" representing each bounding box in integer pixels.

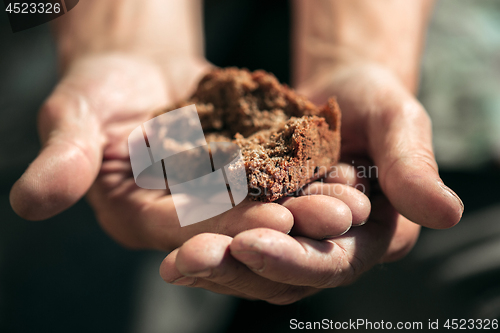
[
  {"left": 352, "top": 219, "right": 367, "bottom": 227},
  {"left": 185, "top": 269, "right": 212, "bottom": 278},
  {"left": 438, "top": 182, "right": 464, "bottom": 214},
  {"left": 323, "top": 224, "right": 352, "bottom": 239},
  {"left": 232, "top": 251, "right": 265, "bottom": 271},
  {"left": 171, "top": 276, "right": 197, "bottom": 286}
]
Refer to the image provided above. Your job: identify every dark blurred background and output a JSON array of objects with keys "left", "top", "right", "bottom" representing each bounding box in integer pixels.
[{"left": 1, "top": 0, "right": 499, "bottom": 332}]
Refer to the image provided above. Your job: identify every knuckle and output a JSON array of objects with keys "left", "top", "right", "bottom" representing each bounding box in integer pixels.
[
  {"left": 400, "top": 100, "right": 431, "bottom": 123},
  {"left": 316, "top": 243, "right": 365, "bottom": 288},
  {"left": 209, "top": 266, "right": 242, "bottom": 286},
  {"left": 183, "top": 278, "right": 199, "bottom": 288},
  {"left": 340, "top": 254, "right": 365, "bottom": 286},
  {"left": 375, "top": 98, "right": 431, "bottom": 133}
]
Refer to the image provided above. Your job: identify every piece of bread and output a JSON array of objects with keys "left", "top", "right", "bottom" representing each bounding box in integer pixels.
[{"left": 160, "top": 67, "right": 341, "bottom": 202}]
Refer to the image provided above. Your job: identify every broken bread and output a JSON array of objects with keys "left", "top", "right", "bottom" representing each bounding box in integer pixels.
[{"left": 158, "top": 67, "right": 341, "bottom": 202}]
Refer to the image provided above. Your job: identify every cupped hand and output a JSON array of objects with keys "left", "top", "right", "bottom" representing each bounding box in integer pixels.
[
  {"left": 159, "top": 61, "right": 464, "bottom": 304},
  {"left": 9, "top": 54, "right": 366, "bottom": 252},
  {"left": 9, "top": 54, "right": 288, "bottom": 250},
  {"left": 159, "top": 167, "right": 376, "bottom": 304},
  {"left": 300, "top": 61, "right": 464, "bottom": 260}
]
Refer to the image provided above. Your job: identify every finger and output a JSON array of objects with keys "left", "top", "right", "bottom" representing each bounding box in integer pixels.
[
  {"left": 159, "top": 246, "right": 253, "bottom": 299},
  {"left": 231, "top": 228, "right": 352, "bottom": 288},
  {"left": 230, "top": 213, "right": 395, "bottom": 288},
  {"left": 279, "top": 195, "right": 352, "bottom": 239},
  {"left": 370, "top": 96, "right": 463, "bottom": 229},
  {"left": 11, "top": 55, "right": 168, "bottom": 221},
  {"left": 324, "top": 162, "right": 371, "bottom": 195},
  {"left": 328, "top": 67, "right": 463, "bottom": 229},
  {"left": 151, "top": 198, "right": 295, "bottom": 250},
  {"left": 160, "top": 233, "right": 317, "bottom": 304},
  {"left": 10, "top": 88, "right": 103, "bottom": 220},
  {"left": 88, "top": 164, "right": 295, "bottom": 250},
  {"left": 301, "top": 182, "right": 371, "bottom": 226}
]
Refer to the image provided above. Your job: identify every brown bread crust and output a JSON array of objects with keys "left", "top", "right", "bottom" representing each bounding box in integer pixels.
[{"left": 161, "top": 67, "right": 341, "bottom": 202}]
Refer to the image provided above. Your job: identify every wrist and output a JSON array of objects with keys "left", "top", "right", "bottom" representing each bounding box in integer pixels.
[
  {"left": 51, "top": 0, "right": 205, "bottom": 76},
  {"left": 59, "top": 51, "right": 212, "bottom": 107},
  {"left": 292, "top": 0, "right": 433, "bottom": 95},
  {"left": 295, "top": 46, "right": 420, "bottom": 97},
  {"left": 295, "top": 58, "right": 409, "bottom": 106}
]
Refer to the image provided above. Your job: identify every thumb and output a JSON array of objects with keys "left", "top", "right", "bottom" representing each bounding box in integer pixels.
[
  {"left": 370, "top": 96, "right": 464, "bottom": 229},
  {"left": 10, "top": 87, "right": 104, "bottom": 220},
  {"left": 300, "top": 64, "right": 463, "bottom": 229}
]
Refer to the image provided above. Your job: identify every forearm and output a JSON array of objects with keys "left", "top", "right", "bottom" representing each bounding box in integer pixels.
[
  {"left": 292, "top": 0, "right": 434, "bottom": 93},
  {"left": 52, "top": 0, "right": 205, "bottom": 69},
  {"left": 50, "top": 0, "right": 209, "bottom": 102}
]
